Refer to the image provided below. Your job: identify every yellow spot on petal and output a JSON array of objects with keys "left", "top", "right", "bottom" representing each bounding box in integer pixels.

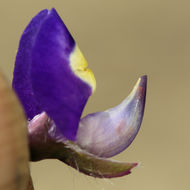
[{"left": 70, "top": 45, "right": 96, "bottom": 93}]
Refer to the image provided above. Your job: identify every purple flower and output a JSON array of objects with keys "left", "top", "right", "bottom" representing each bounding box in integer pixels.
[{"left": 12, "top": 8, "right": 147, "bottom": 178}]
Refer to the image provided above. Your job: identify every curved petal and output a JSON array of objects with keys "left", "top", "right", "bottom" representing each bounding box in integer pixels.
[
  {"left": 31, "top": 9, "right": 96, "bottom": 140},
  {"left": 77, "top": 75, "right": 147, "bottom": 157},
  {"left": 28, "top": 113, "right": 137, "bottom": 178},
  {"left": 12, "top": 9, "right": 49, "bottom": 119}
]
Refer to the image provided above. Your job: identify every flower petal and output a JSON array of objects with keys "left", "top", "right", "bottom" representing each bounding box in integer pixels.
[
  {"left": 77, "top": 75, "right": 147, "bottom": 157},
  {"left": 12, "top": 9, "right": 49, "bottom": 119},
  {"left": 30, "top": 9, "right": 96, "bottom": 140},
  {"left": 13, "top": 8, "right": 96, "bottom": 140}
]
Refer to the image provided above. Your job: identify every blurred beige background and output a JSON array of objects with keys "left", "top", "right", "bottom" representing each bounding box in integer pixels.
[{"left": 0, "top": 0, "right": 190, "bottom": 189}]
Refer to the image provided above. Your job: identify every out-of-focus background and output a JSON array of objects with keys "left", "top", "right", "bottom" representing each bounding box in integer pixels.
[{"left": 0, "top": 0, "right": 190, "bottom": 189}]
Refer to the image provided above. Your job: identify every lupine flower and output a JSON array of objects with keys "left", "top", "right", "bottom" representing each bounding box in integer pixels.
[{"left": 12, "top": 8, "right": 147, "bottom": 178}]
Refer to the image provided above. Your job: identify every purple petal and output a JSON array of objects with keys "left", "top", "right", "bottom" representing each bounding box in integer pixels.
[
  {"left": 12, "top": 9, "right": 49, "bottom": 119},
  {"left": 77, "top": 76, "right": 147, "bottom": 157},
  {"left": 13, "top": 9, "right": 96, "bottom": 140},
  {"left": 31, "top": 9, "right": 95, "bottom": 140}
]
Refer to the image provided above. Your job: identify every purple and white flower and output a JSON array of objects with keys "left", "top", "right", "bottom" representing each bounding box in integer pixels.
[{"left": 12, "top": 8, "right": 147, "bottom": 178}]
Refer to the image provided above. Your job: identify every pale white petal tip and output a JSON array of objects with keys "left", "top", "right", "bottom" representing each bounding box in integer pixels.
[{"left": 76, "top": 75, "right": 147, "bottom": 158}]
